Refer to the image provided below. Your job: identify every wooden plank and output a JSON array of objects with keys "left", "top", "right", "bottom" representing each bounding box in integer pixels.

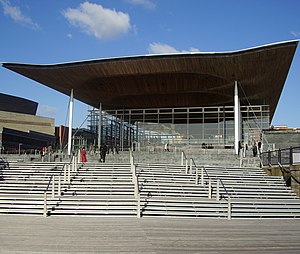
[
  {"left": 1, "top": 216, "right": 300, "bottom": 253},
  {"left": 3, "top": 41, "right": 298, "bottom": 119}
]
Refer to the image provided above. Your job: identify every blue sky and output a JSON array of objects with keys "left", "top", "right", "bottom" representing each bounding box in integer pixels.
[{"left": 0, "top": 0, "right": 299, "bottom": 128}]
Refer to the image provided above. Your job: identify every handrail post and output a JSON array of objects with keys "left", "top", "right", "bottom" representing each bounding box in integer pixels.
[
  {"left": 239, "top": 153, "right": 243, "bottom": 167},
  {"left": 72, "top": 156, "right": 75, "bottom": 172},
  {"left": 216, "top": 179, "right": 220, "bottom": 201},
  {"left": 137, "top": 196, "right": 141, "bottom": 218},
  {"left": 43, "top": 192, "right": 47, "bottom": 217},
  {"left": 189, "top": 158, "right": 193, "bottom": 174},
  {"left": 185, "top": 159, "right": 188, "bottom": 174},
  {"left": 77, "top": 149, "right": 81, "bottom": 163},
  {"left": 129, "top": 149, "right": 132, "bottom": 165},
  {"left": 133, "top": 167, "right": 139, "bottom": 199},
  {"left": 131, "top": 163, "right": 141, "bottom": 218},
  {"left": 278, "top": 149, "right": 281, "bottom": 165},
  {"left": 68, "top": 163, "right": 71, "bottom": 183},
  {"left": 208, "top": 179, "right": 212, "bottom": 199},
  {"left": 63, "top": 164, "right": 67, "bottom": 184},
  {"left": 51, "top": 176, "right": 55, "bottom": 198},
  {"left": 181, "top": 151, "right": 184, "bottom": 166},
  {"left": 195, "top": 167, "right": 198, "bottom": 185},
  {"left": 130, "top": 149, "right": 134, "bottom": 165},
  {"left": 201, "top": 167, "right": 204, "bottom": 186},
  {"left": 228, "top": 195, "right": 232, "bottom": 220},
  {"left": 75, "top": 155, "right": 78, "bottom": 171},
  {"left": 58, "top": 175, "right": 61, "bottom": 196},
  {"left": 290, "top": 147, "right": 293, "bottom": 165}
]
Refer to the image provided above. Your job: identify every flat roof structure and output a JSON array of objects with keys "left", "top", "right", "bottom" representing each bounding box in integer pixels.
[
  {"left": 0, "top": 93, "right": 38, "bottom": 115},
  {"left": 2, "top": 40, "right": 298, "bottom": 121}
]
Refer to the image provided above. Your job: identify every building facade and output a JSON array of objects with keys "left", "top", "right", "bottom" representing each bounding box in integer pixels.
[
  {"left": 0, "top": 93, "right": 55, "bottom": 153},
  {"left": 88, "top": 104, "right": 269, "bottom": 150},
  {"left": 3, "top": 41, "right": 298, "bottom": 154}
]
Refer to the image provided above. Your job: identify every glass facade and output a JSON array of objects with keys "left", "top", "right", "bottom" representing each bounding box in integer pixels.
[{"left": 88, "top": 105, "right": 270, "bottom": 150}]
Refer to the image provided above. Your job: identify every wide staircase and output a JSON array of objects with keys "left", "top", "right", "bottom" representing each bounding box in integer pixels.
[
  {"left": 48, "top": 163, "right": 137, "bottom": 216},
  {"left": 137, "top": 163, "right": 300, "bottom": 218},
  {"left": 0, "top": 161, "right": 136, "bottom": 216},
  {"left": 1, "top": 153, "right": 300, "bottom": 219}
]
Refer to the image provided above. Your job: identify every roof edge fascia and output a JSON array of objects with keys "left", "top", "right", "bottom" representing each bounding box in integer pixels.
[{"left": 2, "top": 40, "right": 299, "bottom": 68}]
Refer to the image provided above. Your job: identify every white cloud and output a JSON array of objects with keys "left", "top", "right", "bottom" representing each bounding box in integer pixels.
[
  {"left": 67, "top": 33, "right": 73, "bottom": 39},
  {"left": 291, "top": 31, "right": 300, "bottom": 37},
  {"left": 62, "top": 2, "right": 131, "bottom": 40},
  {"left": 0, "top": 0, "right": 40, "bottom": 30},
  {"left": 127, "top": 0, "right": 156, "bottom": 10},
  {"left": 148, "top": 42, "right": 200, "bottom": 54},
  {"left": 37, "top": 105, "right": 58, "bottom": 116},
  {"left": 188, "top": 47, "right": 200, "bottom": 52},
  {"left": 148, "top": 42, "right": 179, "bottom": 54}
]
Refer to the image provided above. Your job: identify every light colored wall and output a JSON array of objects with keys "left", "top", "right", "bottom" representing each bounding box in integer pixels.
[
  {"left": 0, "top": 111, "right": 55, "bottom": 136},
  {"left": 264, "top": 165, "right": 300, "bottom": 197},
  {"left": 291, "top": 165, "right": 300, "bottom": 197}
]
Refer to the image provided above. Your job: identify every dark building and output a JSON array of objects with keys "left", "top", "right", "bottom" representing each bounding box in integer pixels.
[
  {"left": 0, "top": 93, "right": 55, "bottom": 153},
  {"left": 0, "top": 93, "right": 38, "bottom": 115}
]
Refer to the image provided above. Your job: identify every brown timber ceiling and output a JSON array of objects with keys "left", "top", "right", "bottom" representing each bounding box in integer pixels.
[{"left": 2, "top": 40, "right": 298, "bottom": 121}]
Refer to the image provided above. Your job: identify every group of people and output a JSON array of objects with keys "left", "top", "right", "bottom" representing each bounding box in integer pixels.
[
  {"left": 80, "top": 144, "right": 109, "bottom": 163},
  {"left": 252, "top": 141, "right": 262, "bottom": 157},
  {"left": 238, "top": 140, "right": 262, "bottom": 157}
]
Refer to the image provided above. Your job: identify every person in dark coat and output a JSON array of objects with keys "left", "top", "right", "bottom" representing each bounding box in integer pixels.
[
  {"left": 100, "top": 144, "right": 108, "bottom": 163},
  {"left": 252, "top": 143, "right": 258, "bottom": 157}
]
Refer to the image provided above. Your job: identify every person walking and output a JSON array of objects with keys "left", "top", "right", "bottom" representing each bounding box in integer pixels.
[
  {"left": 164, "top": 142, "right": 170, "bottom": 152},
  {"left": 80, "top": 146, "right": 87, "bottom": 163},
  {"left": 100, "top": 144, "right": 108, "bottom": 162},
  {"left": 252, "top": 142, "right": 258, "bottom": 157}
]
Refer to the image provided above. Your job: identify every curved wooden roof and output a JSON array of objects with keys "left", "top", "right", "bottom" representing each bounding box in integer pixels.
[{"left": 2, "top": 40, "right": 298, "bottom": 120}]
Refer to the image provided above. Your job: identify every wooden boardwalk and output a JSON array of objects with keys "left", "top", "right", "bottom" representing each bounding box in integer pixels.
[{"left": 1, "top": 216, "right": 300, "bottom": 253}]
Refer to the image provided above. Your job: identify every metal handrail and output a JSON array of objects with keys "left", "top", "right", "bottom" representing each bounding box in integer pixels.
[
  {"left": 189, "top": 159, "right": 232, "bottom": 219},
  {"left": 278, "top": 162, "right": 300, "bottom": 185},
  {"left": 202, "top": 166, "right": 210, "bottom": 180},
  {"left": 181, "top": 150, "right": 188, "bottom": 167},
  {"left": 217, "top": 178, "right": 232, "bottom": 220},
  {"left": 219, "top": 178, "right": 230, "bottom": 200},
  {"left": 181, "top": 152, "right": 210, "bottom": 179},
  {"left": 267, "top": 162, "right": 300, "bottom": 186},
  {"left": 44, "top": 154, "right": 74, "bottom": 192},
  {"left": 0, "top": 158, "right": 9, "bottom": 181},
  {"left": 45, "top": 175, "right": 54, "bottom": 193},
  {"left": 182, "top": 150, "right": 187, "bottom": 160},
  {"left": 190, "top": 157, "right": 197, "bottom": 173},
  {"left": 43, "top": 154, "right": 77, "bottom": 217},
  {"left": 191, "top": 157, "right": 209, "bottom": 179},
  {"left": 189, "top": 157, "right": 210, "bottom": 186},
  {"left": 261, "top": 145, "right": 300, "bottom": 166},
  {"left": 129, "top": 149, "right": 141, "bottom": 218},
  {"left": 192, "top": 163, "right": 230, "bottom": 200}
]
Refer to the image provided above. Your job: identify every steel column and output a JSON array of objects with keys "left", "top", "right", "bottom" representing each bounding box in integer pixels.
[{"left": 67, "top": 89, "right": 74, "bottom": 156}]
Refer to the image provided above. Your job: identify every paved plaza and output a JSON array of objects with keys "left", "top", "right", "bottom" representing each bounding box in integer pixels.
[{"left": 1, "top": 215, "right": 300, "bottom": 253}]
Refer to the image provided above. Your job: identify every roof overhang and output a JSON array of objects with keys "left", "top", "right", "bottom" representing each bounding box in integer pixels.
[{"left": 2, "top": 40, "right": 298, "bottom": 121}]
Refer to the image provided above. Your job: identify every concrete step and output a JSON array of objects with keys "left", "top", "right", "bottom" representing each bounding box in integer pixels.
[{"left": 1, "top": 160, "right": 300, "bottom": 219}]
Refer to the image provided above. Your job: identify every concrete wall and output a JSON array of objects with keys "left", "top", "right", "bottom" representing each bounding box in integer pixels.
[
  {"left": 263, "top": 130, "right": 300, "bottom": 151},
  {"left": 0, "top": 110, "right": 54, "bottom": 136},
  {"left": 291, "top": 164, "right": 300, "bottom": 197},
  {"left": 264, "top": 164, "right": 300, "bottom": 197}
]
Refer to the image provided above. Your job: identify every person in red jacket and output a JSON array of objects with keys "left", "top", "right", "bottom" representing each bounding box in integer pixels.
[{"left": 80, "top": 147, "right": 87, "bottom": 163}]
